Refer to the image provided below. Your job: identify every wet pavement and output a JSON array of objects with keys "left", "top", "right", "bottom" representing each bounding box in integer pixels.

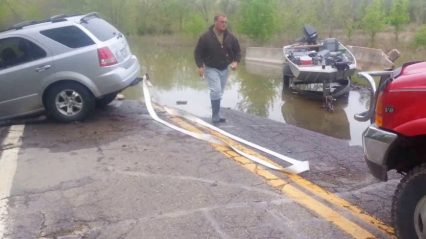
[
  {"left": 218, "top": 107, "right": 401, "bottom": 223},
  {"left": 0, "top": 99, "right": 399, "bottom": 238}
]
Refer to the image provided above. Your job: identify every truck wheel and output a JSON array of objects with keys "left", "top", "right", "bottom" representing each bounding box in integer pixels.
[
  {"left": 392, "top": 164, "right": 426, "bottom": 239},
  {"left": 45, "top": 82, "right": 95, "bottom": 123}
]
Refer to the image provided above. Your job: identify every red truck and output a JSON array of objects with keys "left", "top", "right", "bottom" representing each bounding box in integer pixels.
[{"left": 355, "top": 61, "right": 426, "bottom": 239}]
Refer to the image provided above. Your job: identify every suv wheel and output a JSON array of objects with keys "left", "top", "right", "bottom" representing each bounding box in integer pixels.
[
  {"left": 45, "top": 82, "right": 95, "bottom": 122},
  {"left": 393, "top": 164, "right": 426, "bottom": 239}
]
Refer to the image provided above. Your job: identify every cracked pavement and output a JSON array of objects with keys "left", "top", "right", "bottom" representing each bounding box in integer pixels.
[
  {"left": 0, "top": 100, "right": 397, "bottom": 238},
  {"left": 218, "top": 108, "right": 401, "bottom": 224}
]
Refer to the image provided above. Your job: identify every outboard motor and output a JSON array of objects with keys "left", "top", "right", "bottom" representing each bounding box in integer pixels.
[{"left": 303, "top": 24, "right": 318, "bottom": 44}]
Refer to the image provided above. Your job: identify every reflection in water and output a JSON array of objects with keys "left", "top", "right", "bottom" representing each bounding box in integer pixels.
[
  {"left": 244, "top": 61, "right": 283, "bottom": 78},
  {"left": 234, "top": 65, "right": 281, "bottom": 117},
  {"left": 124, "top": 37, "right": 372, "bottom": 145},
  {"left": 282, "top": 90, "right": 350, "bottom": 139}
]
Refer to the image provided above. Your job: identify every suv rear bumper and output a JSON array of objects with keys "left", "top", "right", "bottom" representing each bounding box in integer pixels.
[
  {"left": 96, "top": 55, "right": 141, "bottom": 96},
  {"left": 362, "top": 125, "right": 398, "bottom": 181}
]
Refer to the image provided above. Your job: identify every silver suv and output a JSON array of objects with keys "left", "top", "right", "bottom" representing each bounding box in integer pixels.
[{"left": 0, "top": 13, "right": 141, "bottom": 122}]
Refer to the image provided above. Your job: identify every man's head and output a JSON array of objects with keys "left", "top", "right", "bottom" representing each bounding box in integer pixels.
[{"left": 214, "top": 14, "right": 228, "bottom": 33}]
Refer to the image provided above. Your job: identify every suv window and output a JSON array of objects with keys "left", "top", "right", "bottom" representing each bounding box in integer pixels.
[
  {"left": 0, "top": 37, "right": 46, "bottom": 70},
  {"left": 81, "top": 18, "right": 118, "bottom": 42},
  {"left": 41, "top": 26, "right": 94, "bottom": 48}
]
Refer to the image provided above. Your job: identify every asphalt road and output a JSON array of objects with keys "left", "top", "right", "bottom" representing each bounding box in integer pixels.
[{"left": 0, "top": 100, "right": 399, "bottom": 239}]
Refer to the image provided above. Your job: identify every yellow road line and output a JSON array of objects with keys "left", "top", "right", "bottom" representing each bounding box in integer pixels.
[
  {"left": 286, "top": 173, "right": 395, "bottom": 237},
  {"left": 211, "top": 125, "right": 396, "bottom": 238},
  {"left": 170, "top": 117, "right": 377, "bottom": 239},
  {"left": 208, "top": 128, "right": 396, "bottom": 238},
  {"left": 230, "top": 150, "right": 376, "bottom": 239}
]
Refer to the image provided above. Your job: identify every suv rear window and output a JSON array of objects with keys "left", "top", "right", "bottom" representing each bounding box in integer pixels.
[
  {"left": 40, "top": 26, "right": 94, "bottom": 48},
  {"left": 80, "top": 18, "right": 118, "bottom": 42}
]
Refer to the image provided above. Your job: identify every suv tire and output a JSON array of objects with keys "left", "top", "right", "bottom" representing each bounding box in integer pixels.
[
  {"left": 45, "top": 82, "right": 95, "bottom": 123},
  {"left": 392, "top": 164, "right": 426, "bottom": 239}
]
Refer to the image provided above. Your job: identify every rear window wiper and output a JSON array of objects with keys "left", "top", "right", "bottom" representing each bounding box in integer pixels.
[{"left": 113, "top": 32, "right": 123, "bottom": 39}]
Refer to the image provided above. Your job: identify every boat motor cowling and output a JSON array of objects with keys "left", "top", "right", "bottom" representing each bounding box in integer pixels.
[{"left": 303, "top": 24, "right": 318, "bottom": 44}]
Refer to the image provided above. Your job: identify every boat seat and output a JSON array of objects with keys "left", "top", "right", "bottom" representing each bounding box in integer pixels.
[
  {"left": 322, "top": 38, "right": 339, "bottom": 52},
  {"left": 329, "top": 51, "right": 342, "bottom": 57},
  {"left": 317, "top": 49, "right": 330, "bottom": 57}
]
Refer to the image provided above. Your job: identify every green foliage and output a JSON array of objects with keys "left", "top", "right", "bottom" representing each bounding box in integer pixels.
[
  {"left": 361, "top": 0, "right": 386, "bottom": 46},
  {"left": 409, "top": 0, "right": 426, "bottom": 24},
  {"left": 237, "top": 0, "right": 279, "bottom": 43},
  {"left": 331, "top": 0, "right": 361, "bottom": 41},
  {"left": 388, "top": 0, "right": 410, "bottom": 41},
  {"left": 183, "top": 14, "right": 208, "bottom": 38},
  {"left": 278, "top": 0, "right": 319, "bottom": 39},
  {"left": 0, "top": 0, "right": 426, "bottom": 45},
  {"left": 414, "top": 26, "right": 426, "bottom": 47}
]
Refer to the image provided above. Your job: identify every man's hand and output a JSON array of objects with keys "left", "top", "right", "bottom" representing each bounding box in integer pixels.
[
  {"left": 198, "top": 67, "right": 205, "bottom": 77},
  {"left": 230, "top": 61, "right": 238, "bottom": 70}
]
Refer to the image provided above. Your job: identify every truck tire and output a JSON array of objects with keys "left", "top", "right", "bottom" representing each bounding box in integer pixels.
[
  {"left": 45, "top": 82, "right": 95, "bottom": 123},
  {"left": 392, "top": 164, "right": 426, "bottom": 239}
]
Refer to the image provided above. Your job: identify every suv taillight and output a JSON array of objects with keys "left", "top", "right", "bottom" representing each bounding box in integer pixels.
[
  {"left": 375, "top": 91, "right": 384, "bottom": 127},
  {"left": 98, "top": 47, "right": 117, "bottom": 67}
]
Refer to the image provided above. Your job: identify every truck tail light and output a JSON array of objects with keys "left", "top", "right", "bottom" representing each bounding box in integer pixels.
[
  {"left": 375, "top": 91, "right": 384, "bottom": 127},
  {"left": 98, "top": 47, "right": 117, "bottom": 67}
]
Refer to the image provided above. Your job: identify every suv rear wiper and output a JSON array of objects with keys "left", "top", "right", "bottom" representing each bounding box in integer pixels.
[{"left": 113, "top": 32, "right": 123, "bottom": 39}]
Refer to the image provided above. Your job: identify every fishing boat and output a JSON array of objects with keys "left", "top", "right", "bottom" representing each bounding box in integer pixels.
[{"left": 283, "top": 25, "right": 357, "bottom": 111}]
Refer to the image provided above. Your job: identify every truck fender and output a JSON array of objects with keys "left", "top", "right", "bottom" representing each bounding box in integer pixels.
[{"left": 394, "top": 118, "right": 426, "bottom": 137}]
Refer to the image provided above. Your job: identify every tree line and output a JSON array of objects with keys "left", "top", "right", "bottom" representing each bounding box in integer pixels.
[{"left": 0, "top": 0, "right": 425, "bottom": 46}]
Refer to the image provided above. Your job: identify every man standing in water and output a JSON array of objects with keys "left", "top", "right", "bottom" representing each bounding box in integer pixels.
[{"left": 194, "top": 14, "right": 241, "bottom": 124}]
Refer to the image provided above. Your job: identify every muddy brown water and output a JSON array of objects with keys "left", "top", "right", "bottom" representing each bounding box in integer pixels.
[{"left": 124, "top": 42, "right": 371, "bottom": 146}]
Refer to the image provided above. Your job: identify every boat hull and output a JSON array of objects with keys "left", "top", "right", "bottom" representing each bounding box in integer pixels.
[
  {"left": 283, "top": 40, "right": 357, "bottom": 84},
  {"left": 285, "top": 78, "right": 351, "bottom": 99},
  {"left": 286, "top": 62, "right": 356, "bottom": 83}
]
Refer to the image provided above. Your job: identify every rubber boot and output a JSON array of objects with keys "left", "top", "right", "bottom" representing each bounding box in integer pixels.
[{"left": 211, "top": 100, "right": 226, "bottom": 124}]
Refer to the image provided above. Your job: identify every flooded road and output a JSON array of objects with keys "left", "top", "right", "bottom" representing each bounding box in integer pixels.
[{"left": 125, "top": 38, "right": 371, "bottom": 146}]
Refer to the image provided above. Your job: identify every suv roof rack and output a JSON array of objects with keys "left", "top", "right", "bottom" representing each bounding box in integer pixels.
[
  {"left": 8, "top": 20, "right": 39, "bottom": 30},
  {"left": 5, "top": 13, "right": 81, "bottom": 31},
  {"left": 49, "top": 14, "right": 70, "bottom": 22}
]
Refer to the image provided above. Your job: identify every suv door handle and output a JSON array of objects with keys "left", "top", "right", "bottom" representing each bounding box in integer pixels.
[{"left": 35, "top": 65, "right": 51, "bottom": 72}]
